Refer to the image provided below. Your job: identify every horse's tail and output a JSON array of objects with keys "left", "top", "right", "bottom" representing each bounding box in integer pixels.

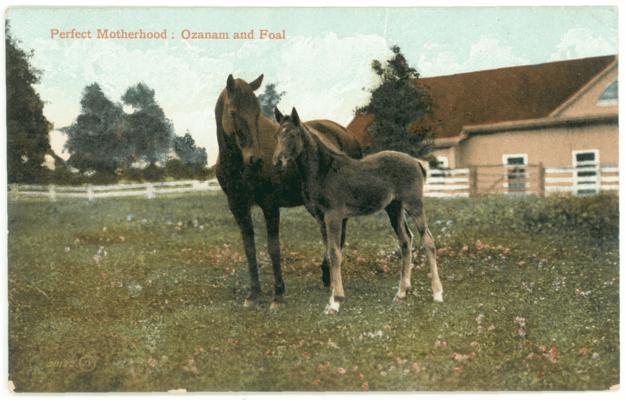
[{"left": 417, "top": 159, "right": 428, "bottom": 182}]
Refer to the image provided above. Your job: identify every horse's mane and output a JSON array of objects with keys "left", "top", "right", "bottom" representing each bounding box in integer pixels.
[{"left": 302, "top": 124, "right": 351, "bottom": 162}]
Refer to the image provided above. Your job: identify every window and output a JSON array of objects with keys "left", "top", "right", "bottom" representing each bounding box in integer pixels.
[
  {"left": 573, "top": 150, "right": 599, "bottom": 195},
  {"left": 598, "top": 80, "right": 618, "bottom": 106},
  {"left": 434, "top": 156, "right": 449, "bottom": 169},
  {"left": 503, "top": 154, "right": 528, "bottom": 194},
  {"left": 430, "top": 156, "right": 449, "bottom": 181}
]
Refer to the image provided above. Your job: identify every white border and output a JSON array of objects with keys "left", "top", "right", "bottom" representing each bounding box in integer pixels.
[{"left": 1, "top": 2, "right": 624, "bottom": 400}]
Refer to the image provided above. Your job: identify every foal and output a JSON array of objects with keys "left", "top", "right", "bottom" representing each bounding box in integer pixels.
[{"left": 273, "top": 108, "right": 443, "bottom": 314}]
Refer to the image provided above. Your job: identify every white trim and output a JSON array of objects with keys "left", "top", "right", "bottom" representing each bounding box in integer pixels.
[
  {"left": 502, "top": 154, "right": 528, "bottom": 193},
  {"left": 435, "top": 156, "right": 449, "bottom": 169},
  {"left": 502, "top": 153, "right": 528, "bottom": 166},
  {"left": 572, "top": 149, "right": 600, "bottom": 166},
  {"left": 596, "top": 79, "right": 618, "bottom": 107},
  {"left": 572, "top": 150, "right": 600, "bottom": 195}
]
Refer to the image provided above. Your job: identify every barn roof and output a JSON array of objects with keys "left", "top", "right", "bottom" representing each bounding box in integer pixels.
[{"left": 348, "top": 55, "right": 617, "bottom": 144}]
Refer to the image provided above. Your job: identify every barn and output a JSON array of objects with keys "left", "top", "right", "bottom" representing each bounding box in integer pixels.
[{"left": 348, "top": 55, "right": 618, "bottom": 196}]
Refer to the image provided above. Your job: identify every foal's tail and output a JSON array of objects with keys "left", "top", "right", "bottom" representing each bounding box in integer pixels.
[{"left": 417, "top": 160, "right": 428, "bottom": 182}]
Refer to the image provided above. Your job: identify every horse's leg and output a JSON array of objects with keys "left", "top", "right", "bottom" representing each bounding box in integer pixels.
[
  {"left": 262, "top": 206, "right": 285, "bottom": 309},
  {"left": 406, "top": 200, "right": 443, "bottom": 303},
  {"left": 324, "top": 214, "right": 345, "bottom": 314},
  {"left": 386, "top": 201, "right": 414, "bottom": 303},
  {"left": 320, "top": 218, "right": 347, "bottom": 288},
  {"left": 229, "top": 200, "right": 261, "bottom": 306},
  {"left": 318, "top": 219, "right": 331, "bottom": 288}
]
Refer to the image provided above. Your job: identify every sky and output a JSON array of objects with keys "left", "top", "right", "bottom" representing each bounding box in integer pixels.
[{"left": 5, "top": 6, "right": 619, "bottom": 165}]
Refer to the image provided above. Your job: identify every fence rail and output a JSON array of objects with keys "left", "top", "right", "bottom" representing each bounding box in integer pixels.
[
  {"left": 8, "top": 164, "right": 619, "bottom": 201},
  {"left": 424, "top": 168, "right": 470, "bottom": 198},
  {"left": 10, "top": 179, "right": 222, "bottom": 201},
  {"left": 425, "top": 164, "right": 618, "bottom": 198}
]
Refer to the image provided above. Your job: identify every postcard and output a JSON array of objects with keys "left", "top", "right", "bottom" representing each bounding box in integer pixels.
[{"left": 5, "top": 5, "right": 619, "bottom": 392}]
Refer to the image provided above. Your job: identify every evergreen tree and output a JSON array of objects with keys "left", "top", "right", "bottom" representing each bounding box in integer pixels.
[
  {"left": 6, "top": 21, "right": 52, "bottom": 182},
  {"left": 63, "top": 83, "right": 130, "bottom": 173},
  {"left": 357, "top": 45, "right": 434, "bottom": 159},
  {"left": 173, "top": 131, "right": 208, "bottom": 167},
  {"left": 258, "top": 83, "right": 286, "bottom": 120},
  {"left": 122, "top": 83, "right": 174, "bottom": 165}
]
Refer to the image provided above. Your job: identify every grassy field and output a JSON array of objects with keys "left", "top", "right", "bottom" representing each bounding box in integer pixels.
[{"left": 7, "top": 192, "right": 619, "bottom": 392}]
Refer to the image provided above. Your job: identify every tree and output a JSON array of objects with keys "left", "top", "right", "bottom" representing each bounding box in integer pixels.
[
  {"left": 258, "top": 83, "right": 286, "bottom": 120},
  {"left": 173, "top": 131, "right": 208, "bottom": 167},
  {"left": 167, "top": 131, "right": 208, "bottom": 179},
  {"left": 357, "top": 45, "right": 434, "bottom": 159},
  {"left": 63, "top": 83, "right": 130, "bottom": 174},
  {"left": 122, "top": 83, "right": 174, "bottom": 165},
  {"left": 6, "top": 21, "right": 53, "bottom": 183}
]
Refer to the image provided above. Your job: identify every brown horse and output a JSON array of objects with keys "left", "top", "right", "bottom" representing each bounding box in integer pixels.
[
  {"left": 215, "top": 74, "right": 363, "bottom": 308},
  {"left": 273, "top": 107, "right": 443, "bottom": 314}
]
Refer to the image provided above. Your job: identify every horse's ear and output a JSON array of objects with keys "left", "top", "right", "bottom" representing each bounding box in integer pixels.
[
  {"left": 290, "top": 107, "right": 301, "bottom": 126},
  {"left": 249, "top": 74, "right": 264, "bottom": 91},
  {"left": 274, "top": 107, "right": 284, "bottom": 123},
  {"left": 226, "top": 74, "right": 236, "bottom": 93}
]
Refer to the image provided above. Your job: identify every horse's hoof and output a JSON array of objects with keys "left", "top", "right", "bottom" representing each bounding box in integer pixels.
[
  {"left": 393, "top": 295, "right": 406, "bottom": 304},
  {"left": 269, "top": 299, "right": 285, "bottom": 310},
  {"left": 323, "top": 304, "right": 340, "bottom": 315},
  {"left": 243, "top": 298, "right": 260, "bottom": 307},
  {"left": 433, "top": 292, "right": 444, "bottom": 303}
]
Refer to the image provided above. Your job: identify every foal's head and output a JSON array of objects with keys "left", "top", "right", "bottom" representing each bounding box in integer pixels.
[
  {"left": 273, "top": 107, "right": 305, "bottom": 169},
  {"left": 220, "top": 74, "right": 265, "bottom": 169}
]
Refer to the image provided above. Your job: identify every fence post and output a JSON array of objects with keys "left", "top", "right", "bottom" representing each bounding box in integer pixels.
[
  {"left": 146, "top": 183, "right": 156, "bottom": 199},
  {"left": 87, "top": 184, "right": 95, "bottom": 202},
  {"left": 469, "top": 166, "right": 478, "bottom": 197},
  {"left": 48, "top": 184, "right": 57, "bottom": 202},
  {"left": 538, "top": 163, "right": 545, "bottom": 197}
]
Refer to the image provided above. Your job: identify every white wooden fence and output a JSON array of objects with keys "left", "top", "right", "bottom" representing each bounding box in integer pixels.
[
  {"left": 425, "top": 164, "right": 618, "bottom": 198},
  {"left": 544, "top": 165, "right": 619, "bottom": 195},
  {"left": 8, "top": 164, "right": 619, "bottom": 201},
  {"left": 424, "top": 168, "right": 470, "bottom": 198},
  {"left": 10, "top": 179, "right": 222, "bottom": 201}
]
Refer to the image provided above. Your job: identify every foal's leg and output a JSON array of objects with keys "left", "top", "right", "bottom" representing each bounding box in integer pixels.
[
  {"left": 406, "top": 201, "right": 443, "bottom": 303},
  {"left": 324, "top": 214, "right": 345, "bottom": 314},
  {"left": 262, "top": 206, "right": 285, "bottom": 309},
  {"left": 386, "top": 201, "right": 414, "bottom": 303},
  {"left": 228, "top": 201, "right": 261, "bottom": 306},
  {"left": 320, "top": 218, "right": 348, "bottom": 288}
]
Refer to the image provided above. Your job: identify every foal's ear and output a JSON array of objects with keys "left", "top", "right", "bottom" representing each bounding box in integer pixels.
[
  {"left": 226, "top": 74, "right": 236, "bottom": 93},
  {"left": 274, "top": 107, "right": 285, "bottom": 123},
  {"left": 249, "top": 74, "right": 264, "bottom": 91},
  {"left": 290, "top": 107, "right": 301, "bottom": 127}
]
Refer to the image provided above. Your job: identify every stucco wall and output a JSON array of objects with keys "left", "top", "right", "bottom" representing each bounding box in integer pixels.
[{"left": 458, "top": 122, "right": 618, "bottom": 167}]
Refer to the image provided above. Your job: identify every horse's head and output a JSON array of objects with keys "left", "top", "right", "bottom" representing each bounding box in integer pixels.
[
  {"left": 273, "top": 107, "right": 305, "bottom": 170},
  {"left": 221, "top": 73, "right": 265, "bottom": 170}
]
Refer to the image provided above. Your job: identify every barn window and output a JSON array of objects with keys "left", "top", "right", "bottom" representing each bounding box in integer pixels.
[
  {"left": 430, "top": 156, "right": 449, "bottom": 181},
  {"left": 572, "top": 150, "right": 599, "bottom": 195},
  {"left": 598, "top": 80, "right": 618, "bottom": 106},
  {"left": 434, "top": 156, "right": 449, "bottom": 169},
  {"left": 503, "top": 154, "right": 528, "bottom": 194}
]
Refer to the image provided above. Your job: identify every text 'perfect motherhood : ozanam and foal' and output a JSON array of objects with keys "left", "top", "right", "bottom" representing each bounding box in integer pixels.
[{"left": 49, "top": 28, "right": 287, "bottom": 40}]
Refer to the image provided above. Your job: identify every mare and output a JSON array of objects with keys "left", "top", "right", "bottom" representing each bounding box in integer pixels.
[{"left": 215, "top": 74, "right": 363, "bottom": 308}]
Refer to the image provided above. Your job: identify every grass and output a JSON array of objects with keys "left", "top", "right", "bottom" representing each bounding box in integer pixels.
[{"left": 7, "top": 192, "right": 619, "bottom": 392}]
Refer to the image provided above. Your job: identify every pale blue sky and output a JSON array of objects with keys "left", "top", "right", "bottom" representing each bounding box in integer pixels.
[{"left": 6, "top": 7, "right": 618, "bottom": 164}]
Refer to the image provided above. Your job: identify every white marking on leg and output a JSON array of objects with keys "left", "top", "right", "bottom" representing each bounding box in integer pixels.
[
  {"left": 433, "top": 291, "right": 443, "bottom": 303},
  {"left": 324, "top": 289, "right": 341, "bottom": 314}
]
